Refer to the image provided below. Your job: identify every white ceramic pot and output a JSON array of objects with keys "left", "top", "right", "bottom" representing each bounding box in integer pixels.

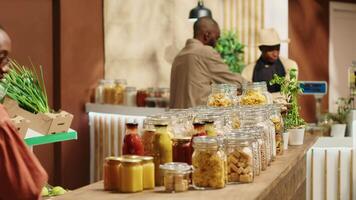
[
  {"left": 330, "top": 124, "right": 346, "bottom": 137},
  {"left": 282, "top": 132, "right": 289, "bottom": 150},
  {"left": 288, "top": 128, "right": 305, "bottom": 145}
]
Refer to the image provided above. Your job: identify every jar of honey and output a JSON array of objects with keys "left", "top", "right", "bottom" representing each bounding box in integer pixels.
[
  {"left": 103, "top": 157, "right": 122, "bottom": 191},
  {"left": 120, "top": 158, "right": 143, "bottom": 193},
  {"left": 140, "top": 156, "right": 155, "bottom": 189}
]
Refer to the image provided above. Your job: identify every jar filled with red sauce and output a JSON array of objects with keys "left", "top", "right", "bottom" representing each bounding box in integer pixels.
[
  {"left": 122, "top": 123, "right": 144, "bottom": 156},
  {"left": 172, "top": 137, "right": 192, "bottom": 165},
  {"left": 136, "top": 90, "right": 147, "bottom": 107}
]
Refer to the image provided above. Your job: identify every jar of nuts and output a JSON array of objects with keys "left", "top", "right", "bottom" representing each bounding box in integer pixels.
[
  {"left": 240, "top": 82, "right": 272, "bottom": 106},
  {"left": 268, "top": 104, "right": 284, "bottom": 156},
  {"left": 207, "top": 84, "right": 234, "bottom": 107},
  {"left": 224, "top": 132, "right": 255, "bottom": 184},
  {"left": 192, "top": 136, "right": 226, "bottom": 189},
  {"left": 160, "top": 162, "right": 191, "bottom": 193}
]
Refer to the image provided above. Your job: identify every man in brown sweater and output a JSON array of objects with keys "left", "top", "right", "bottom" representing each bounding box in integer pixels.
[
  {"left": 170, "top": 17, "right": 245, "bottom": 108},
  {"left": 0, "top": 25, "right": 48, "bottom": 200}
]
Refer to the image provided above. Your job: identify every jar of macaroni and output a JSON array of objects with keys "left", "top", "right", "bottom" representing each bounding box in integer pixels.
[
  {"left": 207, "top": 84, "right": 233, "bottom": 107},
  {"left": 113, "top": 79, "right": 126, "bottom": 105},
  {"left": 192, "top": 136, "right": 226, "bottom": 189},
  {"left": 240, "top": 82, "right": 272, "bottom": 105},
  {"left": 160, "top": 162, "right": 191, "bottom": 193},
  {"left": 103, "top": 79, "right": 115, "bottom": 104},
  {"left": 224, "top": 132, "right": 254, "bottom": 184},
  {"left": 103, "top": 157, "right": 122, "bottom": 191},
  {"left": 269, "top": 104, "right": 284, "bottom": 155},
  {"left": 120, "top": 158, "right": 143, "bottom": 193}
]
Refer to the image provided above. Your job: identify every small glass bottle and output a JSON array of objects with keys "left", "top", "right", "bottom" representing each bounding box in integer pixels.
[
  {"left": 103, "top": 156, "right": 122, "bottom": 191},
  {"left": 207, "top": 84, "right": 233, "bottom": 107},
  {"left": 224, "top": 132, "right": 254, "bottom": 184},
  {"left": 120, "top": 158, "right": 143, "bottom": 193},
  {"left": 160, "top": 162, "right": 191, "bottom": 193},
  {"left": 123, "top": 123, "right": 144, "bottom": 156},
  {"left": 192, "top": 136, "right": 226, "bottom": 189},
  {"left": 153, "top": 123, "right": 173, "bottom": 186},
  {"left": 124, "top": 86, "right": 137, "bottom": 106},
  {"left": 240, "top": 82, "right": 272, "bottom": 105}
]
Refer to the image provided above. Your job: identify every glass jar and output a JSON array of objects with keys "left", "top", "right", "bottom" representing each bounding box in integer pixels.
[
  {"left": 142, "top": 117, "right": 156, "bottom": 156},
  {"left": 207, "top": 84, "right": 233, "bottom": 107},
  {"left": 224, "top": 84, "right": 240, "bottom": 106},
  {"left": 240, "top": 82, "right": 272, "bottom": 105},
  {"left": 140, "top": 156, "right": 155, "bottom": 190},
  {"left": 120, "top": 158, "right": 143, "bottom": 193},
  {"left": 240, "top": 106, "right": 272, "bottom": 168},
  {"left": 160, "top": 162, "right": 191, "bottom": 193},
  {"left": 95, "top": 79, "right": 109, "bottom": 104},
  {"left": 269, "top": 104, "right": 284, "bottom": 156},
  {"left": 153, "top": 124, "right": 173, "bottom": 186},
  {"left": 103, "top": 157, "right": 122, "bottom": 191},
  {"left": 172, "top": 137, "right": 192, "bottom": 165},
  {"left": 192, "top": 136, "right": 226, "bottom": 189},
  {"left": 136, "top": 89, "right": 148, "bottom": 107},
  {"left": 124, "top": 86, "right": 137, "bottom": 106},
  {"left": 224, "top": 133, "right": 254, "bottom": 183},
  {"left": 123, "top": 123, "right": 144, "bottom": 156},
  {"left": 103, "top": 79, "right": 115, "bottom": 104},
  {"left": 113, "top": 79, "right": 126, "bottom": 105}
]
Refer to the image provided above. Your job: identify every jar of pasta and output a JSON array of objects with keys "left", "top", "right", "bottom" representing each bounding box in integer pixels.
[
  {"left": 224, "top": 132, "right": 254, "bottom": 184},
  {"left": 240, "top": 82, "right": 272, "bottom": 105},
  {"left": 160, "top": 162, "right": 191, "bottom": 193},
  {"left": 192, "top": 136, "right": 226, "bottom": 189},
  {"left": 207, "top": 84, "right": 233, "bottom": 107},
  {"left": 113, "top": 79, "right": 126, "bottom": 105},
  {"left": 269, "top": 104, "right": 284, "bottom": 155},
  {"left": 240, "top": 106, "right": 273, "bottom": 169},
  {"left": 103, "top": 79, "right": 115, "bottom": 104},
  {"left": 103, "top": 157, "right": 122, "bottom": 191},
  {"left": 120, "top": 158, "right": 143, "bottom": 193}
]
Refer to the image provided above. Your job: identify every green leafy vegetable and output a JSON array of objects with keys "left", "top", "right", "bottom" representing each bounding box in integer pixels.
[
  {"left": 327, "top": 97, "right": 352, "bottom": 124},
  {"left": 0, "top": 59, "right": 50, "bottom": 113},
  {"left": 270, "top": 68, "right": 305, "bottom": 129},
  {"left": 215, "top": 31, "right": 245, "bottom": 73}
]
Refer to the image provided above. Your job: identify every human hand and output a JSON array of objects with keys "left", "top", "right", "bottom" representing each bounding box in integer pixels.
[{"left": 0, "top": 104, "right": 17, "bottom": 132}]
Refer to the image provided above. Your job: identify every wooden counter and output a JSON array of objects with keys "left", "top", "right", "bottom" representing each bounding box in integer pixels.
[{"left": 54, "top": 135, "right": 317, "bottom": 200}]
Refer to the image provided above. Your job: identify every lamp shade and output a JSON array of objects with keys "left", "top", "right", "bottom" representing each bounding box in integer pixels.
[{"left": 189, "top": 1, "right": 212, "bottom": 20}]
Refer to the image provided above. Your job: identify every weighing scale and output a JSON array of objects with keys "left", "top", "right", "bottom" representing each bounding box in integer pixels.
[{"left": 299, "top": 81, "right": 328, "bottom": 123}]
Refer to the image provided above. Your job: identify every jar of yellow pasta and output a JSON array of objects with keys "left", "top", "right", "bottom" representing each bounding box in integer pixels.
[
  {"left": 240, "top": 82, "right": 272, "bottom": 105},
  {"left": 207, "top": 84, "right": 233, "bottom": 107},
  {"left": 192, "top": 136, "right": 226, "bottom": 189},
  {"left": 120, "top": 158, "right": 143, "bottom": 193}
]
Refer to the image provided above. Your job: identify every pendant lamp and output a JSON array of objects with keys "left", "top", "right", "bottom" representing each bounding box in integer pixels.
[{"left": 188, "top": 0, "right": 212, "bottom": 21}]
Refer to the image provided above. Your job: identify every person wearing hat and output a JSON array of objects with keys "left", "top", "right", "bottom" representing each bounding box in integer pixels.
[{"left": 242, "top": 28, "right": 298, "bottom": 93}]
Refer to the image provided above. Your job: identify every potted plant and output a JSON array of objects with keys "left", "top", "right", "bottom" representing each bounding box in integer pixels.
[
  {"left": 327, "top": 97, "right": 351, "bottom": 137},
  {"left": 215, "top": 31, "right": 245, "bottom": 73},
  {"left": 270, "top": 68, "right": 306, "bottom": 145}
]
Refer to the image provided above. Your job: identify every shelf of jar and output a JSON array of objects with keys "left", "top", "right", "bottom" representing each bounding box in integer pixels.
[
  {"left": 24, "top": 128, "right": 77, "bottom": 146},
  {"left": 52, "top": 134, "right": 318, "bottom": 200},
  {"left": 85, "top": 103, "right": 166, "bottom": 116}
]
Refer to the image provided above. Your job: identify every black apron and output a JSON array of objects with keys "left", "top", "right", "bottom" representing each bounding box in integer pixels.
[{"left": 252, "top": 57, "right": 286, "bottom": 92}]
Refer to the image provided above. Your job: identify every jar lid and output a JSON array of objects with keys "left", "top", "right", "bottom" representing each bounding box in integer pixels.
[
  {"left": 139, "top": 156, "right": 154, "bottom": 161},
  {"left": 193, "top": 136, "right": 218, "bottom": 145},
  {"left": 105, "top": 156, "right": 123, "bottom": 162},
  {"left": 160, "top": 162, "right": 191, "bottom": 174},
  {"left": 121, "top": 158, "right": 141, "bottom": 164},
  {"left": 125, "top": 86, "right": 137, "bottom": 91},
  {"left": 122, "top": 155, "right": 141, "bottom": 160}
]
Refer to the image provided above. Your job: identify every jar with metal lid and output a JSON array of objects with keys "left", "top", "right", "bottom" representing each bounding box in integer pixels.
[
  {"left": 193, "top": 112, "right": 222, "bottom": 136},
  {"left": 269, "top": 104, "right": 284, "bottom": 155},
  {"left": 113, "top": 79, "right": 126, "bottom": 105},
  {"left": 172, "top": 137, "right": 192, "bottom": 164},
  {"left": 192, "top": 136, "right": 226, "bottom": 189},
  {"left": 224, "top": 132, "right": 254, "bottom": 183},
  {"left": 207, "top": 84, "right": 233, "bottom": 107},
  {"left": 160, "top": 162, "right": 191, "bottom": 193},
  {"left": 103, "top": 156, "right": 122, "bottom": 191},
  {"left": 153, "top": 123, "right": 173, "bottom": 186},
  {"left": 136, "top": 89, "right": 148, "bottom": 107},
  {"left": 142, "top": 117, "right": 156, "bottom": 156},
  {"left": 120, "top": 158, "right": 143, "bottom": 193},
  {"left": 123, "top": 123, "right": 144, "bottom": 156},
  {"left": 124, "top": 86, "right": 137, "bottom": 106},
  {"left": 169, "top": 112, "right": 193, "bottom": 138},
  {"left": 240, "top": 82, "right": 272, "bottom": 105},
  {"left": 102, "top": 79, "right": 115, "bottom": 104},
  {"left": 240, "top": 106, "right": 272, "bottom": 167}
]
